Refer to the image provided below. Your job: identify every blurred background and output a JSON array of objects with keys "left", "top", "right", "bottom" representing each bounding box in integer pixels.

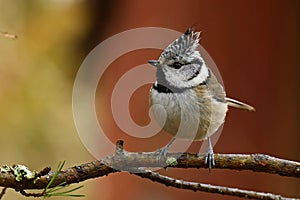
[{"left": 0, "top": 0, "right": 299, "bottom": 199}]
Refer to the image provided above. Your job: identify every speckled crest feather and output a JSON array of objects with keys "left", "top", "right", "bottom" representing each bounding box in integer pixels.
[{"left": 160, "top": 27, "right": 201, "bottom": 60}]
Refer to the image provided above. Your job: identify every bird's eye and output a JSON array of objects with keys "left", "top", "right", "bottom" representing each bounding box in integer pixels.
[{"left": 171, "top": 62, "right": 183, "bottom": 69}]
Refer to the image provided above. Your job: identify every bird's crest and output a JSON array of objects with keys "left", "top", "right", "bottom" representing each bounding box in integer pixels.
[{"left": 160, "top": 27, "right": 201, "bottom": 60}]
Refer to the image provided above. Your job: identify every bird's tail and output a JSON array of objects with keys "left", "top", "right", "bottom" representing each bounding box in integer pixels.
[{"left": 226, "top": 97, "right": 255, "bottom": 111}]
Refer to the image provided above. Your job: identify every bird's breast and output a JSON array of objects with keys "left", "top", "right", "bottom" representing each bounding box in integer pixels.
[{"left": 150, "top": 86, "right": 228, "bottom": 141}]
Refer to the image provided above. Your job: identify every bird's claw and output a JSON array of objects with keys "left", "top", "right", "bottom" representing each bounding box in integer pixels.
[
  {"left": 205, "top": 148, "right": 215, "bottom": 172},
  {"left": 204, "top": 137, "right": 215, "bottom": 172},
  {"left": 155, "top": 147, "right": 169, "bottom": 161},
  {"left": 155, "top": 138, "right": 176, "bottom": 162}
]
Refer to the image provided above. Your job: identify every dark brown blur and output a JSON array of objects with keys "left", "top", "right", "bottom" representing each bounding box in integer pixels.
[{"left": 0, "top": 1, "right": 299, "bottom": 200}]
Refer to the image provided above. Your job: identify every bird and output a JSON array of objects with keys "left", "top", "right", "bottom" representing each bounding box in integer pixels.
[{"left": 148, "top": 26, "right": 255, "bottom": 170}]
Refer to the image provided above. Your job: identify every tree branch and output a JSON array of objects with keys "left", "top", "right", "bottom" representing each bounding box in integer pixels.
[
  {"left": 0, "top": 140, "right": 299, "bottom": 199},
  {"left": 133, "top": 169, "right": 295, "bottom": 200}
]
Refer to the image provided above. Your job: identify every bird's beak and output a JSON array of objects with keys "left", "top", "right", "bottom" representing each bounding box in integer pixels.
[{"left": 148, "top": 60, "right": 159, "bottom": 67}]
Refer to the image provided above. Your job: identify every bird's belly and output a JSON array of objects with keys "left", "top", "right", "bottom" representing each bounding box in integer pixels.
[{"left": 150, "top": 89, "right": 228, "bottom": 141}]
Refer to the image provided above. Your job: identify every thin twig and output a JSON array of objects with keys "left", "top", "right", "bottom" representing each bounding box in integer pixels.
[
  {"left": 0, "top": 187, "right": 7, "bottom": 199},
  {"left": 133, "top": 169, "right": 296, "bottom": 200},
  {"left": 19, "top": 189, "right": 44, "bottom": 197},
  {"left": 0, "top": 31, "right": 17, "bottom": 39},
  {"left": 36, "top": 166, "right": 51, "bottom": 178}
]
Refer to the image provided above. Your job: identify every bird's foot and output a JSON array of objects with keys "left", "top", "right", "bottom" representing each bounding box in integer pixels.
[
  {"left": 155, "top": 138, "right": 176, "bottom": 163},
  {"left": 205, "top": 147, "right": 215, "bottom": 172},
  {"left": 155, "top": 146, "right": 170, "bottom": 162},
  {"left": 204, "top": 137, "right": 215, "bottom": 173}
]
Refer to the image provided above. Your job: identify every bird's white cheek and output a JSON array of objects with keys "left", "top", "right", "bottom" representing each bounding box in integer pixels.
[{"left": 188, "top": 65, "right": 209, "bottom": 86}]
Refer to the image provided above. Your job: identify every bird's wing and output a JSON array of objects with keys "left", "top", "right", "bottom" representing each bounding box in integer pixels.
[
  {"left": 205, "top": 68, "right": 226, "bottom": 102},
  {"left": 206, "top": 68, "right": 255, "bottom": 111}
]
